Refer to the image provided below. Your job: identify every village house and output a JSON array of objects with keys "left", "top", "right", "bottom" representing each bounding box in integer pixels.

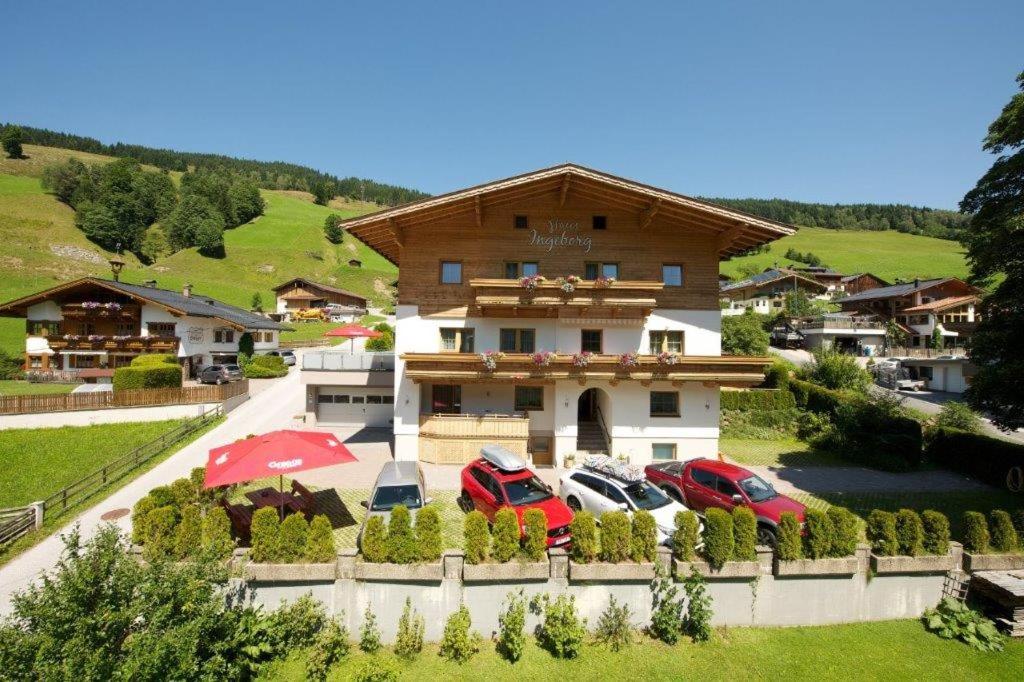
[
  {"left": 272, "top": 277, "right": 368, "bottom": 321},
  {"left": 840, "top": 272, "right": 889, "bottom": 296},
  {"left": 339, "top": 164, "right": 792, "bottom": 466},
  {"left": 0, "top": 274, "right": 283, "bottom": 378},
  {"left": 719, "top": 267, "right": 828, "bottom": 316},
  {"left": 791, "top": 266, "right": 846, "bottom": 293}
]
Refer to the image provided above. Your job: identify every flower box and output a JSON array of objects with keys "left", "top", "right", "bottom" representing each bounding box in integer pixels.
[
  {"left": 463, "top": 559, "right": 550, "bottom": 582},
  {"left": 245, "top": 562, "right": 337, "bottom": 582},
  {"left": 963, "top": 552, "right": 1024, "bottom": 572},
  {"left": 568, "top": 560, "right": 656, "bottom": 582},
  {"left": 674, "top": 557, "right": 761, "bottom": 579},
  {"left": 773, "top": 556, "right": 859, "bottom": 577},
  {"left": 354, "top": 560, "right": 445, "bottom": 582},
  {"left": 870, "top": 553, "right": 957, "bottom": 575}
]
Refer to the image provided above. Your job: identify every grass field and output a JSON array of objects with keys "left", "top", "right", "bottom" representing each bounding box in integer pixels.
[
  {"left": 0, "top": 380, "right": 75, "bottom": 396},
  {"left": 0, "top": 419, "right": 188, "bottom": 508},
  {"left": 719, "top": 438, "right": 849, "bottom": 467},
  {"left": 278, "top": 316, "right": 387, "bottom": 345},
  {"left": 720, "top": 225, "right": 969, "bottom": 282},
  {"left": 259, "top": 619, "right": 1024, "bottom": 681}
]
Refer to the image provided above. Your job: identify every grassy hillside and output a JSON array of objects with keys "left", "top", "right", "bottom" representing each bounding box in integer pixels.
[
  {"left": 721, "top": 225, "right": 969, "bottom": 282},
  {"left": 0, "top": 146, "right": 392, "bottom": 355}
]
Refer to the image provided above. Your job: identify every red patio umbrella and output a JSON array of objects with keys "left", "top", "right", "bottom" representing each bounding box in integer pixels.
[
  {"left": 324, "top": 324, "right": 383, "bottom": 353},
  {"left": 203, "top": 430, "right": 357, "bottom": 517}
]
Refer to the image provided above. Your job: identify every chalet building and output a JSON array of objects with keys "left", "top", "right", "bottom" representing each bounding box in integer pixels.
[
  {"left": 273, "top": 278, "right": 368, "bottom": 321},
  {"left": 341, "top": 164, "right": 791, "bottom": 466},
  {"left": 791, "top": 266, "right": 846, "bottom": 292},
  {"left": 0, "top": 276, "right": 283, "bottom": 377},
  {"left": 836, "top": 278, "right": 982, "bottom": 351},
  {"left": 720, "top": 268, "right": 828, "bottom": 317},
  {"left": 840, "top": 272, "right": 889, "bottom": 296}
]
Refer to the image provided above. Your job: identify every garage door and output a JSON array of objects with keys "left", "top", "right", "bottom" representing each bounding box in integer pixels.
[{"left": 316, "top": 389, "right": 394, "bottom": 427}]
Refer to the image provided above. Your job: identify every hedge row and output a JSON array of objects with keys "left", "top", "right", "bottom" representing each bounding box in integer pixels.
[
  {"left": 720, "top": 389, "right": 796, "bottom": 412},
  {"left": 775, "top": 508, "right": 860, "bottom": 561},
  {"left": 131, "top": 469, "right": 234, "bottom": 562},
  {"left": 361, "top": 505, "right": 442, "bottom": 564},
  {"left": 250, "top": 508, "right": 337, "bottom": 563},
  {"left": 463, "top": 507, "right": 547, "bottom": 563},
  {"left": 961, "top": 510, "right": 1022, "bottom": 554},
  {"left": 927, "top": 428, "right": 1024, "bottom": 492},
  {"left": 243, "top": 354, "right": 288, "bottom": 379},
  {"left": 113, "top": 353, "right": 182, "bottom": 390},
  {"left": 565, "top": 510, "right": 658, "bottom": 564},
  {"left": 866, "top": 509, "right": 952, "bottom": 557}
]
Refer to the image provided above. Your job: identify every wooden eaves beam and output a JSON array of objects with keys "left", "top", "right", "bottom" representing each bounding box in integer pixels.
[
  {"left": 388, "top": 217, "right": 404, "bottom": 249},
  {"left": 639, "top": 198, "right": 662, "bottom": 230},
  {"left": 559, "top": 173, "right": 571, "bottom": 207},
  {"left": 717, "top": 224, "right": 746, "bottom": 252},
  {"left": 474, "top": 195, "right": 483, "bottom": 228}
]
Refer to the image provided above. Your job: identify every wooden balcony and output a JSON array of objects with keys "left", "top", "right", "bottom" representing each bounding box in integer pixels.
[
  {"left": 47, "top": 335, "right": 180, "bottom": 353},
  {"left": 418, "top": 412, "right": 530, "bottom": 464},
  {"left": 401, "top": 352, "right": 771, "bottom": 387},
  {"left": 469, "top": 278, "right": 662, "bottom": 319},
  {"left": 60, "top": 303, "right": 141, "bottom": 319}
]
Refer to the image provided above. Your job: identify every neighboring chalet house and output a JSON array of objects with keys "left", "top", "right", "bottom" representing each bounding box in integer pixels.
[
  {"left": 836, "top": 278, "right": 982, "bottom": 352},
  {"left": 776, "top": 312, "right": 887, "bottom": 355},
  {"left": 339, "top": 163, "right": 791, "bottom": 466},
  {"left": 0, "top": 277, "right": 283, "bottom": 378},
  {"left": 792, "top": 266, "right": 846, "bottom": 293},
  {"left": 841, "top": 272, "right": 889, "bottom": 296},
  {"left": 273, "top": 278, "right": 367, "bottom": 321},
  {"left": 720, "top": 268, "right": 828, "bottom": 316}
]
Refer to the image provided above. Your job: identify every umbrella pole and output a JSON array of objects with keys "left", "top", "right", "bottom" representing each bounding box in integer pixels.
[{"left": 279, "top": 474, "right": 284, "bottom": 521}]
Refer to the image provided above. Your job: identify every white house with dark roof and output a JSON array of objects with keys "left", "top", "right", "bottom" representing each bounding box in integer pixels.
[{"left": 720, "top": 268, "right": 829, "bottom": 316}]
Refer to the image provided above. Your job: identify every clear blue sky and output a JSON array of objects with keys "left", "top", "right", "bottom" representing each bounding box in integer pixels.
[{"left": 3, "top": 1, "right": 1022, "bottom": 209}]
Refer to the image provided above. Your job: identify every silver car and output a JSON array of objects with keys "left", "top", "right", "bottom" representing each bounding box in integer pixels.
[
  {"left": 198, "top": 363, "right": 243, "bottom": 384},
  {"left": 358, "top": 462, "right": 430, "bottom": 547},
  {"left": 267, "top": 350, "right": 296, "bottom": 366}
]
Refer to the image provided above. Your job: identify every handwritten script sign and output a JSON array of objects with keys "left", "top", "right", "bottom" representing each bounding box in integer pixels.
[
  {"left": 187, "top": 327, "right": 204, "bottom": 344},
  {"left": 529, "top": 220, "right": 593, "bottom": 253}
]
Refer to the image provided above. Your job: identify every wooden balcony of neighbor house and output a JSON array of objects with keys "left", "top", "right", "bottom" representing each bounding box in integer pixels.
[
  {"left": 59, "top": 303, "right": 141, "bottom": 319},
  {"left": 401, "top": 352, "right": 772, "bottom": 387},
  {"left": 468, "top": 278, "right": 662, "bottom": 318},
  {"left": 418, "top": 411, "right": 530, "bottom": 465},
  {"left": 46, "top": 335, "right": 180, "bottom": 353}
]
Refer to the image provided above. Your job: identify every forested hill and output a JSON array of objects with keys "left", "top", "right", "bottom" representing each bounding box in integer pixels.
[
  {"left": 0, "top": 123, "right": 429, "bottom": 207},
  {"left": 702, "top": 197, "right": 969, "bottom": 240}
]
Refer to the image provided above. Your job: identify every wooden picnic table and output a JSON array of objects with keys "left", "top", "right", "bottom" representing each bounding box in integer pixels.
[{"left": 246, "top": 487, "right": 303, "bottom": 514}]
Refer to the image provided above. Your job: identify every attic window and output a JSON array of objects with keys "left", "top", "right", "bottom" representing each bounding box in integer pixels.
[
  {"left": 592, "top": 215, "right": 607, "bottom": 230},
  {"left": 514, "top": 215, "right": 528, "bottom": 230}
]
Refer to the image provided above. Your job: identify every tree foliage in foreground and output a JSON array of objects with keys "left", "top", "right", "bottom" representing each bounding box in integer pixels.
[{"left": 721, "top": 310, "right": 769, "bottom": 355}]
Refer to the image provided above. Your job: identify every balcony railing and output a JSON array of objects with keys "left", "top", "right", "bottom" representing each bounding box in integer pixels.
[
  {"left": 793, "top": 319, "right": 886, "bottom": 331},
  {"left": 886, "top": 347, "right": 968, "bottom": 359},
  {"left": 46, "top": 335, "right": 179, "bottom": 352},
  {"left": 401, "top": 352, "right": 771, "bottom": 387},
  {"left": 469, "top": 278, "right": 663, "bottom": 318},
  {"left": 302, "top": 351, "right": 395, "bottom": 372},
  {"left": 418, "top": 412, "right": 530, "bottom": 465},
  {"left": 60, "top": 303, "right": 141, "bottom": 319}
]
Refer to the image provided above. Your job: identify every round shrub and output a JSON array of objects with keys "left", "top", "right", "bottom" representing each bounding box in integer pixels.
[
  {"left": 895, "top": 509, "right": 924, "bottom": 557},
  {"left": 962, "top": 511, "right": 990, "bottom": 553},
  {"left": 731, "top": 506, "right": 757, "bottom": 561},
  {"left": 631, "top": 510, "right": 658, "bottom": 562},
  {"left": 169, "top": 478, "right": 197, "bottom": 508},
  {"left": 361, "top": 515, "right": 388, "bottom": 563},
  {"left": 352, "top": 655, "right": 400, "bottom": 682},
  {"left": 278, "top": 513, "right": 309, "bottom": 562},
  {"left": 777, "top": 512, "right": 803, "bottom": 561},
  {"left": 201, "top": 506, "right": 234, "bottom": 559},
  {"left": 305, "top": 618, "right": 350, "bottom": 682},
  {"left": 131, "top": 495, "right": 156, "bottom": 545},
  {"left": 522, "top": 508, "right": 548, "bottom": 561},
  {"left": 414, "top": 505, "right": 442, "bottom": 561},
  {"left": 599, "top": 511, "right": 632, "bottom": 563},
  {"left": 250, "top": 507, "right": 281, "bottom": 563},
  {"left": 173, "top": 504, "right": 202, "bottom": 560},
  {"left": 569, "top": 510, "right": 597, "bottom": 563},
  {"left": 386, "top": 505, "right": 417, "bottom": 564},
  {"left": 921, "top": 510, "right": 951, "bottom": 556},
  {"left": 305, "top": 514, "right": 336, "bottom": 563},
  {"left": 532, "top": 594, "right": 586, "bottom": 659},
  {"left": 244, "top": 354, "right": 288, "bottom": 378},
  {"left": 463, "top": 511, "right": 489, "bottom": 564},
  {"left": 866, "top": 510, "right": 898, "bottom": 556},
  {"left": 803, "top": 508, "right": 834, "bottom": 559},
  {"left": 492, "top": 508, "right": 520, "bottom": 563},
  {"left": 143, "top": 506, "right": 178, "bottom": 562},
  {"left": 701, "top": 507, "right": 734, "bottom": 568},
  {"left": 672, "top": 510, "right": 699, "bottom": 561},
  {"left": 439, "top": 604, "right": 481, "bottom": 663},
  {"left": 132, "top": 353, "right": 178, "bottom": 367},
  {"left": 827, "top": 507, "right": 859, "bottom": 557},
  {"left": 147, "top": 485, "right": 176, "bottom": 508},
  {"left": 990, "top": 510, "right": 1020, "bottom": 553}
]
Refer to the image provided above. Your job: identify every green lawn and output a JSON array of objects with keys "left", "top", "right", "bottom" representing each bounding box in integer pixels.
[
  {"left": 279, "top": 315, "right": 387, "bottom": 346},
  {"left": 0, "top": 419, "right": 188, "bottom": 507},
  {"left": 259, "top": 619, "right": 1024, "bottom": 681},
  {"left": 720, "top": 438, "right": 849, "bottom": 467},
  {"left": 0, "top": 380, "right": 76, "bottom": 396},
  {"left": 721, "top": 225, "right": 968, "bottom": 282}
]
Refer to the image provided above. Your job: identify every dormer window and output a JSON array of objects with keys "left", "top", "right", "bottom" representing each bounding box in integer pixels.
[
  {"left": 592, "top": 215, "right": 607, "bottom": 230},
  {"left": 514, "top": 215, "right": 529, "bottom": 230}
]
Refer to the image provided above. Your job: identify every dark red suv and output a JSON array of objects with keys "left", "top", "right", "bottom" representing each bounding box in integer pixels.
[
  {"left": 460, "top": 447, "right": 572, "bottom": 548},
  {"left": 645, "top": 458, "right": 806, "bottom": 547}
]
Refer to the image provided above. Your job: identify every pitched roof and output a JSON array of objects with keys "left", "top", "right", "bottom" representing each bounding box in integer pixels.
[
  {"left": 840, "top": 272, "right": 889, "bottom": 284},
  {"left": 720, "top": 268, "right": 828, "bottom": 294},
  {"left": 902, "top": 295, "right": 979, "bottom": 314},
  {"left": 0, "top": 278, "right": 283, "bottom": 331},
  {"left": 836, "top": 278, "right": 970, "bottom": 304},
  {"left": 271, "top": 277, "right": 366, "bottom": 302},
  {"left": 339, "top": 163, "right": 796, "bottom": 265}
]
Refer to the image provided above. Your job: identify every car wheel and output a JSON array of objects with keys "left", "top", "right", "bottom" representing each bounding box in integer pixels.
[
  {"left": 458, "top": 490, "right": 473, "bottom": 512},
  {"left": 566, "top": 496, "right": 582, "bottom": 513},
  {"left": 757, "top": 525, "right": 778, "bottom": 548}
]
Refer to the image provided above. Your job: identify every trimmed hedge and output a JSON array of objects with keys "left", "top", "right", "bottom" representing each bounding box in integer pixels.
[
  {"left": 787, "top": 378, "right": 849, "bottom": 415},
  {"left": 731, "top": 507, "right": 757, "bottom": 561},
  {"left": 803, "top": 509, "right": 833, "bottom": 560},
  {"left": 630, "top": 510, "right": 657, "bottom": 562},
  {"left": 415, "top": 506, "right": 443, "bottom": 561},
  {"left": 895, "top": 509, "right": 924, "bottom": 557},
  {"left": 463, "top": 511, "right": 490, "bottom": 564},
  {"left": 361, "top": 516, "right": 388, "bottom": 563},
  {"left": 386, "top": 505, "right": 417, "bottom": 564},
  {"left": 599, "top": 511, "right": 632, "bottom": 563},
  {"left": 523, "top": 508, "right": 548, "bottom": 561},
  {"left": 961, "top": 511, "right": 989, "bottom": 553},
  {"left": 201, "top": 506, "right": 234, "bottom": 559},
  {"left": 927, "top": 428, "right": 1024, "bottom": 492},
  {"left": 244, "top": 354, "right": 288, "bottom": 378},
  {"left": 113, "top": 363, "right": 182, "bottom": 390},
  {"left": 250, "top": 507, "right": 281, "bottom": 563},
  {"left": 492, "top": 508, "right": 520, "bottom": 563},
  {"left": 720, "top": 389, "right": 796, "bottom": 412},
  {"left": 777, "top": 512, "right": 802, "bottom": 561},
  {"left": 867, "top": 510, "right": 898, "bottom": 556},
  {"left": 827, "top": 507, "right": 858, "bottom": 557},
  {"left": 672, "top": 510, "right": 699, "bottom": 562},
  {"left": 921, "top": 510, "right": 951, "bottom": 556},
  {"left": 569, "top": 510, "right": 597, "bottom": 564},
  {"left": 990, "top": 510, "right": 1020, "bottom": 553},
  {"left": 702, "top": 508, "right": 734, "bottom": 568}
]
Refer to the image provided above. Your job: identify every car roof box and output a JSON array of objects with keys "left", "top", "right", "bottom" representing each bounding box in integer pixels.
[{"left": 480, "top": 444, "right": 527, "bottom": 472}]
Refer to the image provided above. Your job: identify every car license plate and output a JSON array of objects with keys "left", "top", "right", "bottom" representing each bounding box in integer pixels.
[{"left": 552, "top": 536, "right": 570, "bottom": 546}]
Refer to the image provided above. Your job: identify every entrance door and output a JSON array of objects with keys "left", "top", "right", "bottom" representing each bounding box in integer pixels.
[{"left": 578, "top": 388, "right": 597, "bottom": 421}]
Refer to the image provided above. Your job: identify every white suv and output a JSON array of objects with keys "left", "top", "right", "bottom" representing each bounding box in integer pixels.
[{"left": 558, "top": 455, "right": 692, "bottom": 545}]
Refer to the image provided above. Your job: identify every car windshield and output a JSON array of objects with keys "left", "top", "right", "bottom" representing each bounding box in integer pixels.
[
  {"left": 225, "top": 365, "right": 239, "bottom": 371},
  {"left": 502, "top": 475, "right": 552, "bottom": 506},
  {"left": 738, "top": 475, "right": 777, "bottom": 503},
  {"left": 622, "top": 481, "right": 671, "bottom": 510},
  {"left": 371, "top": 484, "right": 423, "bottom": 511}
]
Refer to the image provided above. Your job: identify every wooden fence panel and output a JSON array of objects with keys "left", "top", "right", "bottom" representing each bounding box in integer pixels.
[{"left": 0, "top": 380, "right": 248, "bottom": 415}]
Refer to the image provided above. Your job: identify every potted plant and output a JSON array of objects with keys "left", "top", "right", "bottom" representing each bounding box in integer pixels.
[
  {"left": 480, "top": 350, "right": 505, "bottom": 371},
  {"left": 563, "top": 452, "right": 577, "bottom": 468},
  {"left": 594, "top": 275, "right": 616, "bottom": 288},
  {"left": 656, "top": 351, "right": 680, "bottom": 366},
  {"left": 570, "top": 351, "right": 593, "bottom": 368},
  {"left": 518, "top": 274, "right": 545, "bottom": 290},
  {"left": 531, "top": 350, "right": 555, "bottom": 367},
  {"left": 556, "top": 275, "right": 581, "bottom": 294},
  {"left": 618, "top": 352, "right": 639, "bottom": 369}
]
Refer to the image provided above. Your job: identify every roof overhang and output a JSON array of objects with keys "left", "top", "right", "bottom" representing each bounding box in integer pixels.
[{"left": 340, "top": 163, "right": 796, "bottom": 265}]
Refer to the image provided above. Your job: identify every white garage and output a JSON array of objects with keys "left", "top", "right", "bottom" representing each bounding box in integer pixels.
[{"left": 315, "top": 388, "right": 394, "bottom": 427}]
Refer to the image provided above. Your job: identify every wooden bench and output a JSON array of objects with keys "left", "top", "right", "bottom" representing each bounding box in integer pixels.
[
  {"left": 219, "top": 498, "right": 253, "bottom": 541},
  {"left": 291, "top": 480, "right": 318, "bottom": 517}
]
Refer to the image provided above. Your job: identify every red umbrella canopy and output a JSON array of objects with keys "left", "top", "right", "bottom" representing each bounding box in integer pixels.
[
  {"left": 203, "top": 430, "right": 357, "bottom": 488},
  {"left": 324, "top": 324, "right": 382, "bottom": 339}
]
